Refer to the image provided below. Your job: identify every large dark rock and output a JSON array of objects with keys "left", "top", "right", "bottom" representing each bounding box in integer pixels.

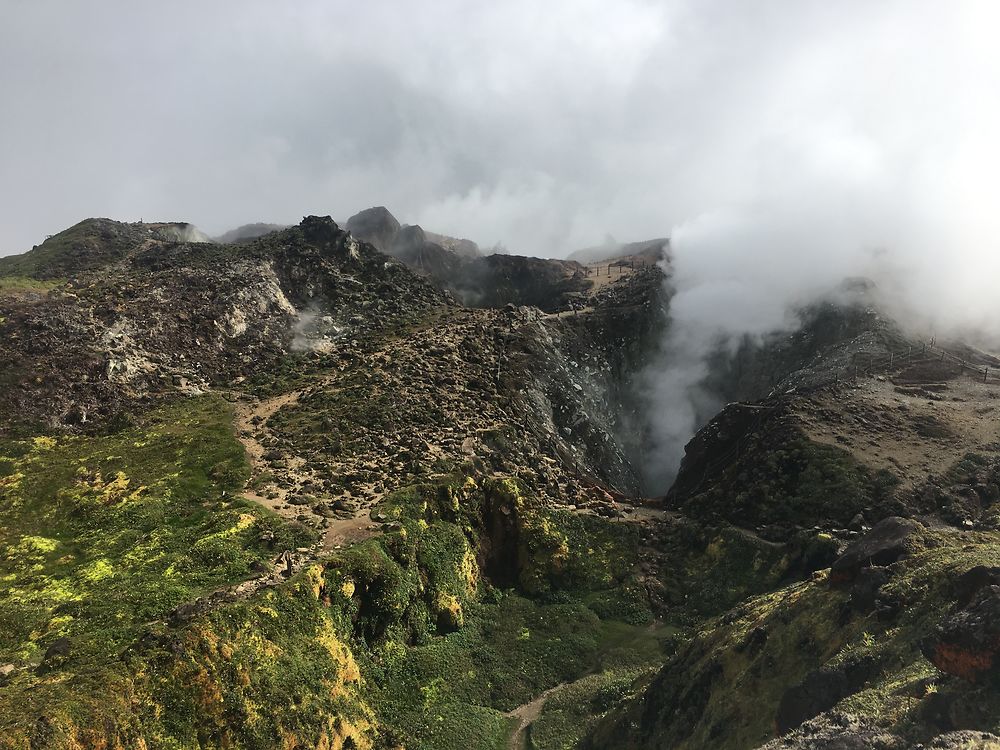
[
  {"left": 345, "top": 206, "right": 400, "bottom": 252},
  {"left": 777, "top": 652, "right": 882, "bottom": 733},
  {"left": 850, "top": 565, "right": 892, "bottom": 613},
  {"left": 954, "top": 566, "right": 1000, "bottom": 607},
  {"left": 35, "top": 636, "right": 72, "bottom": 674},
  {"left": 923, "top": 585, "right": 1000, "bottom": 683},
  {"left": 776, "top": 671, "right": 851, "bottom": 733},
  {"left": 830, "top": 517, "right": 923, "bottom": 584},
  {"left": 391, "top": 224, "right": 427, "bottom": 255}
]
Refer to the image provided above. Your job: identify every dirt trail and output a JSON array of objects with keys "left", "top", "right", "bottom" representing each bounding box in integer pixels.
[
  {"left": 234, "top": 390, "right": 309, "bottom": 517},
  {"left": 228, "top": 301, "right": 647, "bottom": 562},
  {"left": 507, "top": 682, "right": 569, "bottom": 750},
  {"left": 580, "top": 260, "right": 640, "bottom": 292},
  {"left": 322, "top": 508, "right": 376, "bottom": 551},
  {"left": 233, "top": 385, "right": 382, "bottom": 553}
]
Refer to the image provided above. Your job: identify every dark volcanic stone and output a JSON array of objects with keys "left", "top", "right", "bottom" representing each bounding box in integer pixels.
[
  {"left": 924, "top": 585, "right": 1000, "bottom": 683},
  {"left": 850, "top": 565, "right": 891, "bottom": 613},
  {"left": 830, "top": 517, "right": 922, "bottom": 584},
  {"left": 954, "top": 566, "right": 1000, "bottom": 608},
  {"left": 776, "top": 670, "right": 851, "bottom": 733},
  {"left": 345, "top": 206, "right": 400, "bottom": 252}
]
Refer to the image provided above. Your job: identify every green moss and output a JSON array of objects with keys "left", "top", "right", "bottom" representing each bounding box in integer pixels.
[
  {"left": 143, "top": 581, "right": 376, "bottom": 749},
  {"left": 0, "top": 438, "right": 654, "bottom": 750},
  {"left": 530, "top": 670, "right": 650, "bottom": 750}
]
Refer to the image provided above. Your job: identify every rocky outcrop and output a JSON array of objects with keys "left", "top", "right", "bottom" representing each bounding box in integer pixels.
[
  {"left": 0, "top": 216, "right": 447, "bottom": 432},
  {"left": 756, "top": 713, "right": 904, "bottom": 750},
  {"left": 829, "top": 517, "right": 924, "bottom": 584},
  {"left": 345, "top": 205, "right": 400, "bottom": 252},
  {"left": 776, "top": 655, "right": 883, "bottom": 733},
  {"left": 924, "top": 585, "right": 1000, "bottom": 683}
]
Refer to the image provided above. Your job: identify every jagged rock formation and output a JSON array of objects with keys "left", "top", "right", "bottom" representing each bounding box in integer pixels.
[
  {"left": 0, "top": 216, "right": 445, "bottom": 431},
  {"left": 344, "top": 205, "right": 622, "bottom": 312},
  {"left": 344, "top": 205, "right": 401, "bottom": 253}
]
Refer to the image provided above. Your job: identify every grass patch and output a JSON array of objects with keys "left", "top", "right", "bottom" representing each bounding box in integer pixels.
[
  {"left": 0, "top": 396, "right": 313, "bottom": 742},
  {"left": 0, "top": 276, "right": 62, "bottom": 293}
]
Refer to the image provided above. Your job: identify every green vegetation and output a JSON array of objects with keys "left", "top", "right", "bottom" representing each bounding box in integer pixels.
[
  {"left": 593, "top": 528, "right": 1000, "bottom": 750},
  {"left": 0, "top": 396, "right": 313, "bottom": 744},
  {"left": 690, "top": 433, "right": 899, "bottom": 528},
  {"left": 0, "top": 407, "right": 665, "bottom": 749},
  {"left": 655, "top": 523, "right": 798, "bottom": 620},
  {"left": 0, "top": 219, "right": 129, "bottom": 279},
  {"left": 529, "top": 619, "right": 681, "bottom": 750},
  {"left": 0, "top": 276, "right": 62, "bottom": 293},
  {"left": 324, "top": 474, "right": 661, "bottom": 749}
]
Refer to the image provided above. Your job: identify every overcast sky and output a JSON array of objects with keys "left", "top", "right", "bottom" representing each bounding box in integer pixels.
[{"left": 2, "top": 1, "right": 1000, "bottom": 268}]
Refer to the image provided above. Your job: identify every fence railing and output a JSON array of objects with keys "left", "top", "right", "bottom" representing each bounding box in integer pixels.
[{"left": 582, "top": 259, "right": 655, "bottom": 277}]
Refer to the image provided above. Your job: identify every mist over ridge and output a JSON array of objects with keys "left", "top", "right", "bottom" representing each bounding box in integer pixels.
[{"left": 0, "top": 0, "right": 996, "bottom": 332}]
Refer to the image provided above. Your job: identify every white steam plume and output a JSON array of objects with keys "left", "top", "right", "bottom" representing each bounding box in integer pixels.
[{"left": 638, "top": 0, "right": 1000, "bottom": 491}]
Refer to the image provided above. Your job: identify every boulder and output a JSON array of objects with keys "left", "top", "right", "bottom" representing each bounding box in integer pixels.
[
  {"left": 776, "top": 654, "right": 880, "bottom": 733},
  {"left": 830, "top": 517, "right": 922, "bottom": 584},
  {"left": 954, "top": 566, "right": 1000, "bottom": 607},
  {"left": 849, "top": 565, "right": 891, "bottom": 613},
  {"left": 923, "top": 585, "right": 1000, "bottom": 683},
  {"left": 36, "top": 636, "right": 72, "bottom": 674},
  {"left": 345, "top": 206, "right": 400, "bottom": 253},
  {"left": 776, "top": 670, "right": 851, "bottom": 734}
]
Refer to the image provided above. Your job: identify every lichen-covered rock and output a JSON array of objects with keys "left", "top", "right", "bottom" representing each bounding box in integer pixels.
[{"left": 756, "top": 712, "right": 904, "bottom": 749}]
